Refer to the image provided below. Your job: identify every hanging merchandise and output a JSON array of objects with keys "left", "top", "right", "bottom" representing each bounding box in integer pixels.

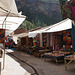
[
  {"left": 59, "top": 0, "right": 75, "bottom": 20},
  {"left": 63, "top": 29, "right": 72, "bottom": 45},
  {"left": 42, "top": 33, "right": 47, "bottom": 48},
  {"left": 72, "top": 6, "right": 75, "bottom": 20},
  {"left": 33, "top": 38, "right": 37, "bottom": 48},
  {"left": 36, "top": 34, "right": 40, "bottom": 47},
  {"left": 0, "top": 29, "right": 5, "bottom": 43}
]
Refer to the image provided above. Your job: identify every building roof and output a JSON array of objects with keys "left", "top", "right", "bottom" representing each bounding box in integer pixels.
[{"left": 14, "top": 28, "right": 27, "bottom": 34}]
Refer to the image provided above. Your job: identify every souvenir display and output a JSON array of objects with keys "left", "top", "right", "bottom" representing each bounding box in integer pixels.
[
  {"left": 0, "top": 29, "right": 5, "bottom": 43},
  {"left": 59, "top": 0, "right": 75, "bottom": 20},
  {"left": 42, "top": 33, "right": 47, "bottom": 48}
]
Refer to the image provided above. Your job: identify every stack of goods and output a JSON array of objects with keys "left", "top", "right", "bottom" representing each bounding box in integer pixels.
[
  {"left": 33, "top": 38, "right": 37, "bottom": 49},
  {"left": 33, "top": 34, "right": 40, "bottom": 56},
  {"left": 42, "top": 33, "right": 47, "bottom": 48},
  {"left": 36, "top": 34, "right": 40, "bottom": 48},
  {"left": 0, "top": 29, "right": 5, "bottom": 43},
  {"left": 63, "top": 29, "right": 72, "bottom": 45}
]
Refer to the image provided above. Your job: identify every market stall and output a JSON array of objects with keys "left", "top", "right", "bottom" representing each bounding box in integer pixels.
[
  {"left": 0, "top": 0, "right": 26, "bottom": 69},
  {"left": 42, "top": 18, "right": 74, "bottom": 64}
]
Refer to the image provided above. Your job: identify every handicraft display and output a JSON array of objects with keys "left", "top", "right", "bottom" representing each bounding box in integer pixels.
[
  {"left": 63, "top": 29, "right": 72, "bottom": 45},
  {"left": 0, "top": 29, "right": 5, "bottom": 43},
  {"left": 59, "top": 0, "right": 75, "bottom": 20}
]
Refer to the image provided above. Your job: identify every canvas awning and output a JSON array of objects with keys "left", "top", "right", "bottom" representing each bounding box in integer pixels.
[
  {"left": 44, "top": 18, "right": 72, "bottom": 33},
  {"left": 0, "top": 0, "right": 26, "bottom": 69},
  {"left": 29, "top": 26, "right": 51, "bottom": 37},
  {"left": 17, "top": 32, "right": 28, "bottom": 38},
  {"left": 0, "top": 0, "right": 19, "bottom": 17},
  {"left": 0, "top": 0, "right": 26, "bottom": 36},
  {"left": 29, "top": 18, "right": 72, "bottom": 37},
  {"left": 13, "top": 32, "right": 28, "bottom": 44},
  {"left": 0, "top": 16, "right": 26, "bottom": 36}
]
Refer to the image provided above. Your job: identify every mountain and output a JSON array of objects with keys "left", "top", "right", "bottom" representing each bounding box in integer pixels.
[{"left": 15, "top": 0, "right": 62, "bottom": 30}]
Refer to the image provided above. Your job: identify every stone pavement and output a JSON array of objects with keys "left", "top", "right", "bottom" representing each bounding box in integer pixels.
[
  {"left": 0, "top": 50, "right": 31, "bottom": 75},
  {"left": 1, "top": 49, "right": 75, "bottom": 75}
]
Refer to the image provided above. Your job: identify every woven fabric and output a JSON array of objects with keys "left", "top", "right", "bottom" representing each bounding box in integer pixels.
[
  {"left": 0, "top": 29, "right": 5, "bottom": 43},
  {"left": 72, "top": 6, "right": 75, "bottom": 20}
]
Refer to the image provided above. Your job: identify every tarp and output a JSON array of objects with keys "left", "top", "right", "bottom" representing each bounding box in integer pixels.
[{"left": 44, "top": 18, "right": 72, "bottom": 33}]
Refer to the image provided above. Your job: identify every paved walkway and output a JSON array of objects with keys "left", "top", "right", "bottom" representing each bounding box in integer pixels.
[
  {"left": 0, "top": 50, "right": 31, "bottom": 75},
  {"left": 1, "top": 49, "right": 75, "bottom": 75}
]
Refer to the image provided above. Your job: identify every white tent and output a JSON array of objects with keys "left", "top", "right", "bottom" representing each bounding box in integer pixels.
[
  {"left": 29, "top": 18, "right": 72, "bottom": 37},
  {"left": 0, "top": 0, "right": 19, "bottom": 16},
  {"left": 0, "top": 0, "right": 26, "bottom": 69},
  {"left": 29, "top": 26, "right": 52, "bottom": 37},
  {"left": 0, "top": 0, "right": 26, "bottom": 36},
  {"left": 13, "top": 32, "right": 28, "bottom": 44},
  {"left": 44, "top": 18, "right": 72, "bottom": 33},
  {"left": 0, "top": 16, "right": 26, "bottom": 36}
]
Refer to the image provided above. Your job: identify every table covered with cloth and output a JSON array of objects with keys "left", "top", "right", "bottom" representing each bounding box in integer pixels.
[{"left": 44, "top": 51, "right": 73, "bottom": 64}]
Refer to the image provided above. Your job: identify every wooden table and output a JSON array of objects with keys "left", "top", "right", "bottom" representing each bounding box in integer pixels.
[
  {"left": 44, "top": 52, "right": 73, "bottom": 65},
  {"left": 44, "top": 52, "right": 64, "bottom": 65},
  {"left": 37, "top": 50, "right": 51, "bottom": 58},
  {"left": 64, "top": 55, "right": 75, "bottom": 71}
]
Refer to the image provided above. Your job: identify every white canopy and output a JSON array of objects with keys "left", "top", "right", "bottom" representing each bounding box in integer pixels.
[
  {"left": 0, "top": 0, "right": 19, "bottom": 16},
  {"left": 13, "top": 32, "right": 28, "bottom": 44},
  {"left": 0, "top": 0, "right": 26, "bottom": 36},
  {"left": 29, "top": 18, "right": 72, "bottom": 37},
  {"left": 0, "top": 16, "right": 26, "bottom": 36},
  {"left": 29, "top": 26, "right": 52, "bottom": 37},
  {"left": 44, "top": 18, "right": 72, "bottom": 33}
]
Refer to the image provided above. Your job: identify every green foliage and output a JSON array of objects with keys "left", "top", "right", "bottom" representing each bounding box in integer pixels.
[
  {"left": 19, "top": 20, "right": 34, "bottom": 30},
  {"left": 17, "top": 0, "right": 62, "bottom": 30},
  {"left": 19, "top": 20, "right": 48, "bottom": 30}
]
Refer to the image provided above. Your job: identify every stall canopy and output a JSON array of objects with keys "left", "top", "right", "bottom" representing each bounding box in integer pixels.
[
  {"left": 0, "top": 0, "right": 26, "bottom": 36},
  {"left": 29, "top": 26, "right": 53, "bottom": 37},
  {"left": 13, "top": 32, "right": 28, "bottom": 44},
  {"left": 44, "top": 18, "right": 72, "bottom": 33},
  {"left": 0, "top": 16, "right": 25, "bottom": 36},
  {"left": 29, "top": 18, "right": 72, "bottom": 37},
  {"left": 0, "top": 0, "right": 19, "bottom": 16}
]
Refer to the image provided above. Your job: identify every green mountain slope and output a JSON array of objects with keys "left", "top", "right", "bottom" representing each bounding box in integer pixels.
[{"left": 16, "top": 0, "right": 62, "bottom": 30}]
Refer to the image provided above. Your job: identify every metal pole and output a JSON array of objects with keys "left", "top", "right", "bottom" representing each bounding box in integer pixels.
[
  {"left": 2, "top": 12, "right": 10, "bottom": 69},
  {"left": 2, "top": 12, "right": 10, "bottom": 28},
  {"left": 3, "top": 20, "right": 6, "bottom": 69},
  {"left": 0, "top": 62, "right": 1, "bottom": 75}
]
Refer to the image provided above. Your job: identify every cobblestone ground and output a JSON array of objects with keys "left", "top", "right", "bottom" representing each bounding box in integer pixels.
[{"left": 6, "top": 49, "right": 75, "bottom": 75}]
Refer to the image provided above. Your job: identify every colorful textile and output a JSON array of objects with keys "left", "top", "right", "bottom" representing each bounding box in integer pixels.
[
  {"left": 72, "top": 6, "right": 75, "bottom": 20},
  {"left": 63, "top": 30, "right": 72, "bottom": 45},
  {"left": 59, "top": 0, "right": 73, "bottom": 20},
  {"left": 33, "top": 40, "right": 36, "bottom": 43},
  {"left": 0, "top": 29, "right": 5, "bottom": 43}
]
